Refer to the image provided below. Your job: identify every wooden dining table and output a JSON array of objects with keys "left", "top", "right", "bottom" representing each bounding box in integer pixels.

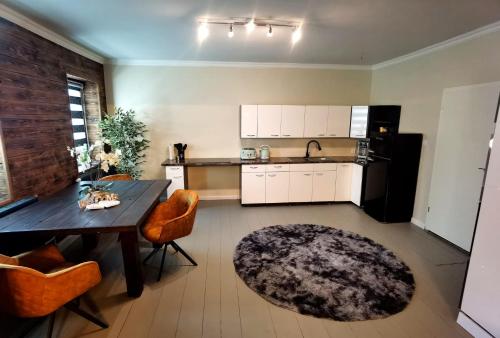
[{"left": 0, "top": 180, "right": 170, "bottom": 297}]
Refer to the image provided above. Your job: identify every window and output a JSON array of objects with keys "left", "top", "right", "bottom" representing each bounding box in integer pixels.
[
  {"left": 68, "top": 80, "right": 89, "bottom": 149},
  {"left": 0, "top": 125, "right": 11, "bottom": 204}
]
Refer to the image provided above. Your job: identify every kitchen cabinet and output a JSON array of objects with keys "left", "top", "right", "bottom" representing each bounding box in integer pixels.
[
  {"left": 304, "top": 105, "right": 328, "bottom": 138},
  {"left": 351, "top": 163, "right": 363, "bottom": 206},
  {"left": 289, "top": 171, "right": 313, "bottom": 202},
  {"left": 335, "top": 164, "right": 353, "bottom": 201},
  {"left": 350, "top": 105, "right": 369, "bottom": 138},
  {"left": 312, "top": 170, "right": 337, "bottom": 201},
  {"left": 240, "top": 105, "right": 258, "bottom": 138},
  {"left": 281, "top": 105, "right": 305, "bottom": 138},
  {"left": 165, "top": 166, "right": 185, "bottom": 198},
  {"left": 265, "top": 171, "right": 290, "bottom": 203},
  {"left": 327, "top": 106, "right": 351, "bottom": 138},
  {"left": 241, "top": 172, "right": 266, "bottom": 204},
  {"left": 257, "top": 105, "right": 282, "bottom": 138}
]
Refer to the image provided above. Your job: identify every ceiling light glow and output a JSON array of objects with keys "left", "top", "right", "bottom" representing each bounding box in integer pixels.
[
  {"left": 267, "top": 25, "right": 273, "bottom": 38},
  {"left": 246, "top": 19, "right": 256, "bottom": 33},
  {"left": 198, "top": 22, "right": 209, "bottom": 42},
  {"left": 292, "top": 26, "right": 302, "bottom": 44},
  {"left": 228, "top": 24, "right": 234, "bottom": 38}
]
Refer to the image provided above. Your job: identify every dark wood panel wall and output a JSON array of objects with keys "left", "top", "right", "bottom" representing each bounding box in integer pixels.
[{"left": 0, "top": 17, "right": 106, "bottom": 199}]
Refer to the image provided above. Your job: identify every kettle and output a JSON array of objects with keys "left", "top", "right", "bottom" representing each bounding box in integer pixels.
[{"left": 260, "top": 145, "right": 270, "bottom": 160}]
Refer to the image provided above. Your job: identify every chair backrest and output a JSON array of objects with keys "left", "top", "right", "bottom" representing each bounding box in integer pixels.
[{"left": 99, "top": 174, "right": 133, "bottom": 181}]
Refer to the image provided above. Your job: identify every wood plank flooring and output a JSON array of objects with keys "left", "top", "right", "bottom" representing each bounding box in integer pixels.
[{"left": 5, "top": 201, "right": 471, "bottom": 338}]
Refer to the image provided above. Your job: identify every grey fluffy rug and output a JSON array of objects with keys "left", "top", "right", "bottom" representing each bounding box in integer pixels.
[{"left": 233, "top": 224, "right": 415, "bottom": 321}]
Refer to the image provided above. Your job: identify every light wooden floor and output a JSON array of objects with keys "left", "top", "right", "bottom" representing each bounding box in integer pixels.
[{"left": 8, "top": 201, "right": 472, "bottom": 338}]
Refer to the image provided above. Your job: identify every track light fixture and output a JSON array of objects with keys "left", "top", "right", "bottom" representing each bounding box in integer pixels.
[
  {"left": 197, "top": 17, "right": 303, "bottom": 44},
  {"left": 267, "top": 25, "right": 273, "bottom": 38}
]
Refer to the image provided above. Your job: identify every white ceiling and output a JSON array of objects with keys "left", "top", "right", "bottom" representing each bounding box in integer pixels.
[{"left": 2, "top": 0, "right": 500, "bottom": 65}]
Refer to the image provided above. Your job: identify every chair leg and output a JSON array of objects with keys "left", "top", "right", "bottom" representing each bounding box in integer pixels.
[
  {"left": 143, "top": 246, "right": 161, "bottom": 264},
  {"left": 157, "top": 244, "right": 167, "bottom": 282},
  {"left": 46, "top": 312, "right": 55, "bottom": 338},
  {"left": 64, "top": 302, "right": 108, "bottom": 329},
  {"left": 170, "top": 241, "right": 197, "bottom": 266}
]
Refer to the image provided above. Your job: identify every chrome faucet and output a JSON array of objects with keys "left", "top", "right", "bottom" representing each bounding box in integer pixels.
[{"left": 305, "top": 140, "right": 322, "bottom": 158}]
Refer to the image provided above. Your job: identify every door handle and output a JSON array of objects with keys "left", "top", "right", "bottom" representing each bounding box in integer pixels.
[
  {"left": 256, "top": 174, "right": 264, "bottom": 177},
  {"left": 304, "top": 173, "right": 312, "bottom": 176},
  {"left": 329, "top": 134, "right": 336, "bottom": 136},
  {"left": 268, "top": 174, "right": 276, "bottom": 177},
  {"left": 316, "top": 173, "right": 324, "bottom": 176},
  {"left": 318, "top": 134, "right": 325, "bottom": 136},
  {"left": 271, "top": 134, "right": 279, "bottom": 137},
  {"left": 282, "top": 134, "right": 291, "bottom": 137},
  {"left": 478, "top": 167, "right": 486, "bottom": 170},
  {"left": 246, "top": 134, "right": 256, "bottom": 137}
]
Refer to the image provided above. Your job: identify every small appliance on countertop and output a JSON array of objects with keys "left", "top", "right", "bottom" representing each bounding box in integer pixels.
[
  {"left": 240, "top": 147, "right": 257, "bottom": 160},
  {"left": 260, "top": 145, "right": 270, "bottom": 160}
]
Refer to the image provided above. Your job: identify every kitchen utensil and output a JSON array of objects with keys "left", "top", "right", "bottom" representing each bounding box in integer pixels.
[{"left": 260, "top": 145, "right": 270, "bottom": 160}]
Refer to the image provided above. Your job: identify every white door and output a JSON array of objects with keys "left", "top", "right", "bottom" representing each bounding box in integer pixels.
[
  {"left": 350, "top": 105, "right": 369, "bottom": 138},
  {"left": 304, "top": 105, "right": 328, "bottom": 138},
  {"left": 281, "top": 105, "right": 305, "bottom": 138},
  {"left": 460, "top": 107, "right": 500, "bottom": 337},
  {"left": 241, "top": 105, "right": 258, "bottom": 138},
  {"left": 312, "top": 171, "right": 336, "bottom": 201},
  {"left": 289, "top": 172, "right": 313, "bottom": 202},
  {"left": 427, "top": 82, "right": 500, "bottom": 251},
  {"left": 266, "top": 172, "right": 290, "bottom": 203},
  {"left": 241, "top": 173, "right": 266, "bottom": 204},
  {"left": 351, "top": 163, "right": 363, "bottom": 206},
  {"left": 335, "top": 164, "right": 352, "bottom": 201},
  {"left": 257, "top": 105, "right": 281, "bottom": 138},
  {"left": 327, "top": 106, "right": 351, "bottom": 138}
]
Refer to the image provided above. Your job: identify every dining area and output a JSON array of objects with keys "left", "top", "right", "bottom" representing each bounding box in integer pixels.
[{"left": 0, "top": 176, "right": 201, "bottom": 337}]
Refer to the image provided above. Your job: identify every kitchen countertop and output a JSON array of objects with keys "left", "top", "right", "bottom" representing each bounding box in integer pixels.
[{"left": 161, "top": 156, "right": 362, "bottom": 167}]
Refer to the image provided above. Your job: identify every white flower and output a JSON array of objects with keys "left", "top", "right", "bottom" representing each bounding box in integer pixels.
[
  {"left": 115, "top": 149, "right": 122, "bottom": 156},
  {"left": 135, "top": 136, "right": 143, "bottom": 142},
  {"left": 101, "top": 162, "right": 110, "bottom": 173},
  {"left": 94, "top": 140, "right": 103, "bottom": 147}
]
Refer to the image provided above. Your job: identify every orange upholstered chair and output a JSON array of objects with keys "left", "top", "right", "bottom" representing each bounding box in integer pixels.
[
  {"left": 141, "top": 189, "right": 199, "bottom": 281},
  {"left": 99, "top": 174, "right": 133, "bottom": 181},
  {"left": 0, "top": 244, "right": 107, "bottom": 338}
]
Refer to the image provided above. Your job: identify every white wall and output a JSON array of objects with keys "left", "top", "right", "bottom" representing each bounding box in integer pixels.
[
  {"left": 104, "top": 66, "right": 371, "bottom": 198},
  {"left": 370, "top": 28, "right": 500, "bottom": 225}
]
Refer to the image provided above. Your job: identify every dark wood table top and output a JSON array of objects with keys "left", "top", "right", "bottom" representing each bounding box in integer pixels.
[{"left": 0, "top": 180, "right": 170, "bottom": 235}]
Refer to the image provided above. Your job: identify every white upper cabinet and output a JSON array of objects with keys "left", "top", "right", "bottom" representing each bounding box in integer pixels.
[
  {"left": 327, "top": 106, "right": 351, "bottom": 138},
  {"left": 257, "top": 105, "right": 282, "bottom": 138},
  {"left": 281, "top": 105, "right": 305, "bottom": 138},
  {"left": 304, "top": 105, "right": 329, "bottom": 138},
  {"left": 241, "top": 105, "right": 258, "bottom": 138},
  {"left": 350, "top": 105, "right": 369, "bottom": 138}
]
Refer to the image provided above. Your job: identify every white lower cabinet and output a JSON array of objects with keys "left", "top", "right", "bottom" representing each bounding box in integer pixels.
[
  {"left": 241, "top": 172, "right": 266, "bottom": 204},
  {"left": 165, "top": 166, "right": 185, "bottom": 198},
  {"left": 335, "top": 164, "right": 353, "bottom": 201},
  {"left": 289, "top": 172, "right": 313, "bottom": 202},
  {"left": 266, "top": 172, "right": 290, "bottom": 203},
  {"left": 351, "top": 163, "right": 363, "bottom": 206},
  {"left": 312, "top": 171, "right": 337, "bottom": 201}
]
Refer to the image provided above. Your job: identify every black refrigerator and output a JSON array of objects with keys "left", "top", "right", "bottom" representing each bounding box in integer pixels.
[{"left": 364, "top": 133, "right": 423, "bottom": 223}]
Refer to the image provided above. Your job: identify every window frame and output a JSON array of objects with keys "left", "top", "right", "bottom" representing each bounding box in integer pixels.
[{"left": 67, "top": 79, "right": 90, "bottom": 150}]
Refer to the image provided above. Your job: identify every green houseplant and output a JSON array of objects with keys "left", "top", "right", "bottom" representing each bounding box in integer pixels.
[{"left": 99, "top": 108, "right": 149, "bottom": 179}]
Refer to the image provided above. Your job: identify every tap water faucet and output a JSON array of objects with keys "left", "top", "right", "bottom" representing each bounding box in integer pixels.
[{"left": 305, "top": 140, "right": 322, "bottom": 158}]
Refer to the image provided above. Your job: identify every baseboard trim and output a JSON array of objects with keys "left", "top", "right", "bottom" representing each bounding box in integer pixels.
[
  {"left": 457, "top": 311, "right": 493, "bottom": 338},
  {"left": 411, "top": 217, "right": 426, "bottom": 229},
  {"left": 199, "top": 195, "right": 240, "bottom": 201}
]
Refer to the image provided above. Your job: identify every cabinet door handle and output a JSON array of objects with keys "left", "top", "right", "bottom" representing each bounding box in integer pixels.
[
  {"left": 355, "top": 134, "right": 365, "bottom": 137},
  {"left": 250, "top": 166, "right": 258, "bottom": 169},
  {"left": 170, "top": 167, "right": 180, "bottom": 170},
  {"left": 329, "top": 134, "right": 337, "bottom": 136},
  {"left": 316, "top": 173, "right": 324, "bottom": 176},
  {"left": 318, "top": 134, "right": 325, "bottom": 136},
  {"left": 274, "top": 165, "right": 282, "bottom": 168},
  {"left": 246, "top": 134, "right": 256, "bottom": 137},
  {"left": 282, "top": 134, "right": 291, "bottom": 137},
  {"left": 271, "top": 134, "right": 279, "bottom": 137},
  {"left": 303, "top": 173, "right": 312, "bottom": 176},
  {"left": 268, "top": 174, "right": 276, "bottom": 177},
  {"left": 174, "top": 176, "right": 183, "bottom": 179},
  {"left": 256, "top": 174, "right": 264, "bottom": 177}
]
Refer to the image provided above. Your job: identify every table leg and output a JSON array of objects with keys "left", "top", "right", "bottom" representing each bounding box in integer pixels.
[{"left": 119, "top": 230, "right": 144, "bottom": 297}]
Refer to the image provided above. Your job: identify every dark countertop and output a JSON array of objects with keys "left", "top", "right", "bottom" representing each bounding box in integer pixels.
[{"left": 161, "top": 156, "right": 361, "bottom": 167}]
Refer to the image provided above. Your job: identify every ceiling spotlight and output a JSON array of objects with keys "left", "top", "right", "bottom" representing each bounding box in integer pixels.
[
  {"left": 228, "top": 23, "right": 234, "bottom": 38},
  {"left": 292, "top": 26, "right": 302, "bottom": 44},
  {"left": 246, "top": 19, "right": 256, "bottom": 33},
  {"left": 267, "top": 25, "right": 273, "bottom": 38},
  {"left": 198, "top": 22, "right": 209, "bottom": 42}
]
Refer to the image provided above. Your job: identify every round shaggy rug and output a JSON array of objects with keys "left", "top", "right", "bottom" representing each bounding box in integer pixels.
[{"left": 233, "top": 224, "right": 415, "bottom": 321}]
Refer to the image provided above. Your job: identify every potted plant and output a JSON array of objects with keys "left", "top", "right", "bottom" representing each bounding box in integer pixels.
[{"left": 99, "top": 108, "right": 149, "bottom": 179}]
